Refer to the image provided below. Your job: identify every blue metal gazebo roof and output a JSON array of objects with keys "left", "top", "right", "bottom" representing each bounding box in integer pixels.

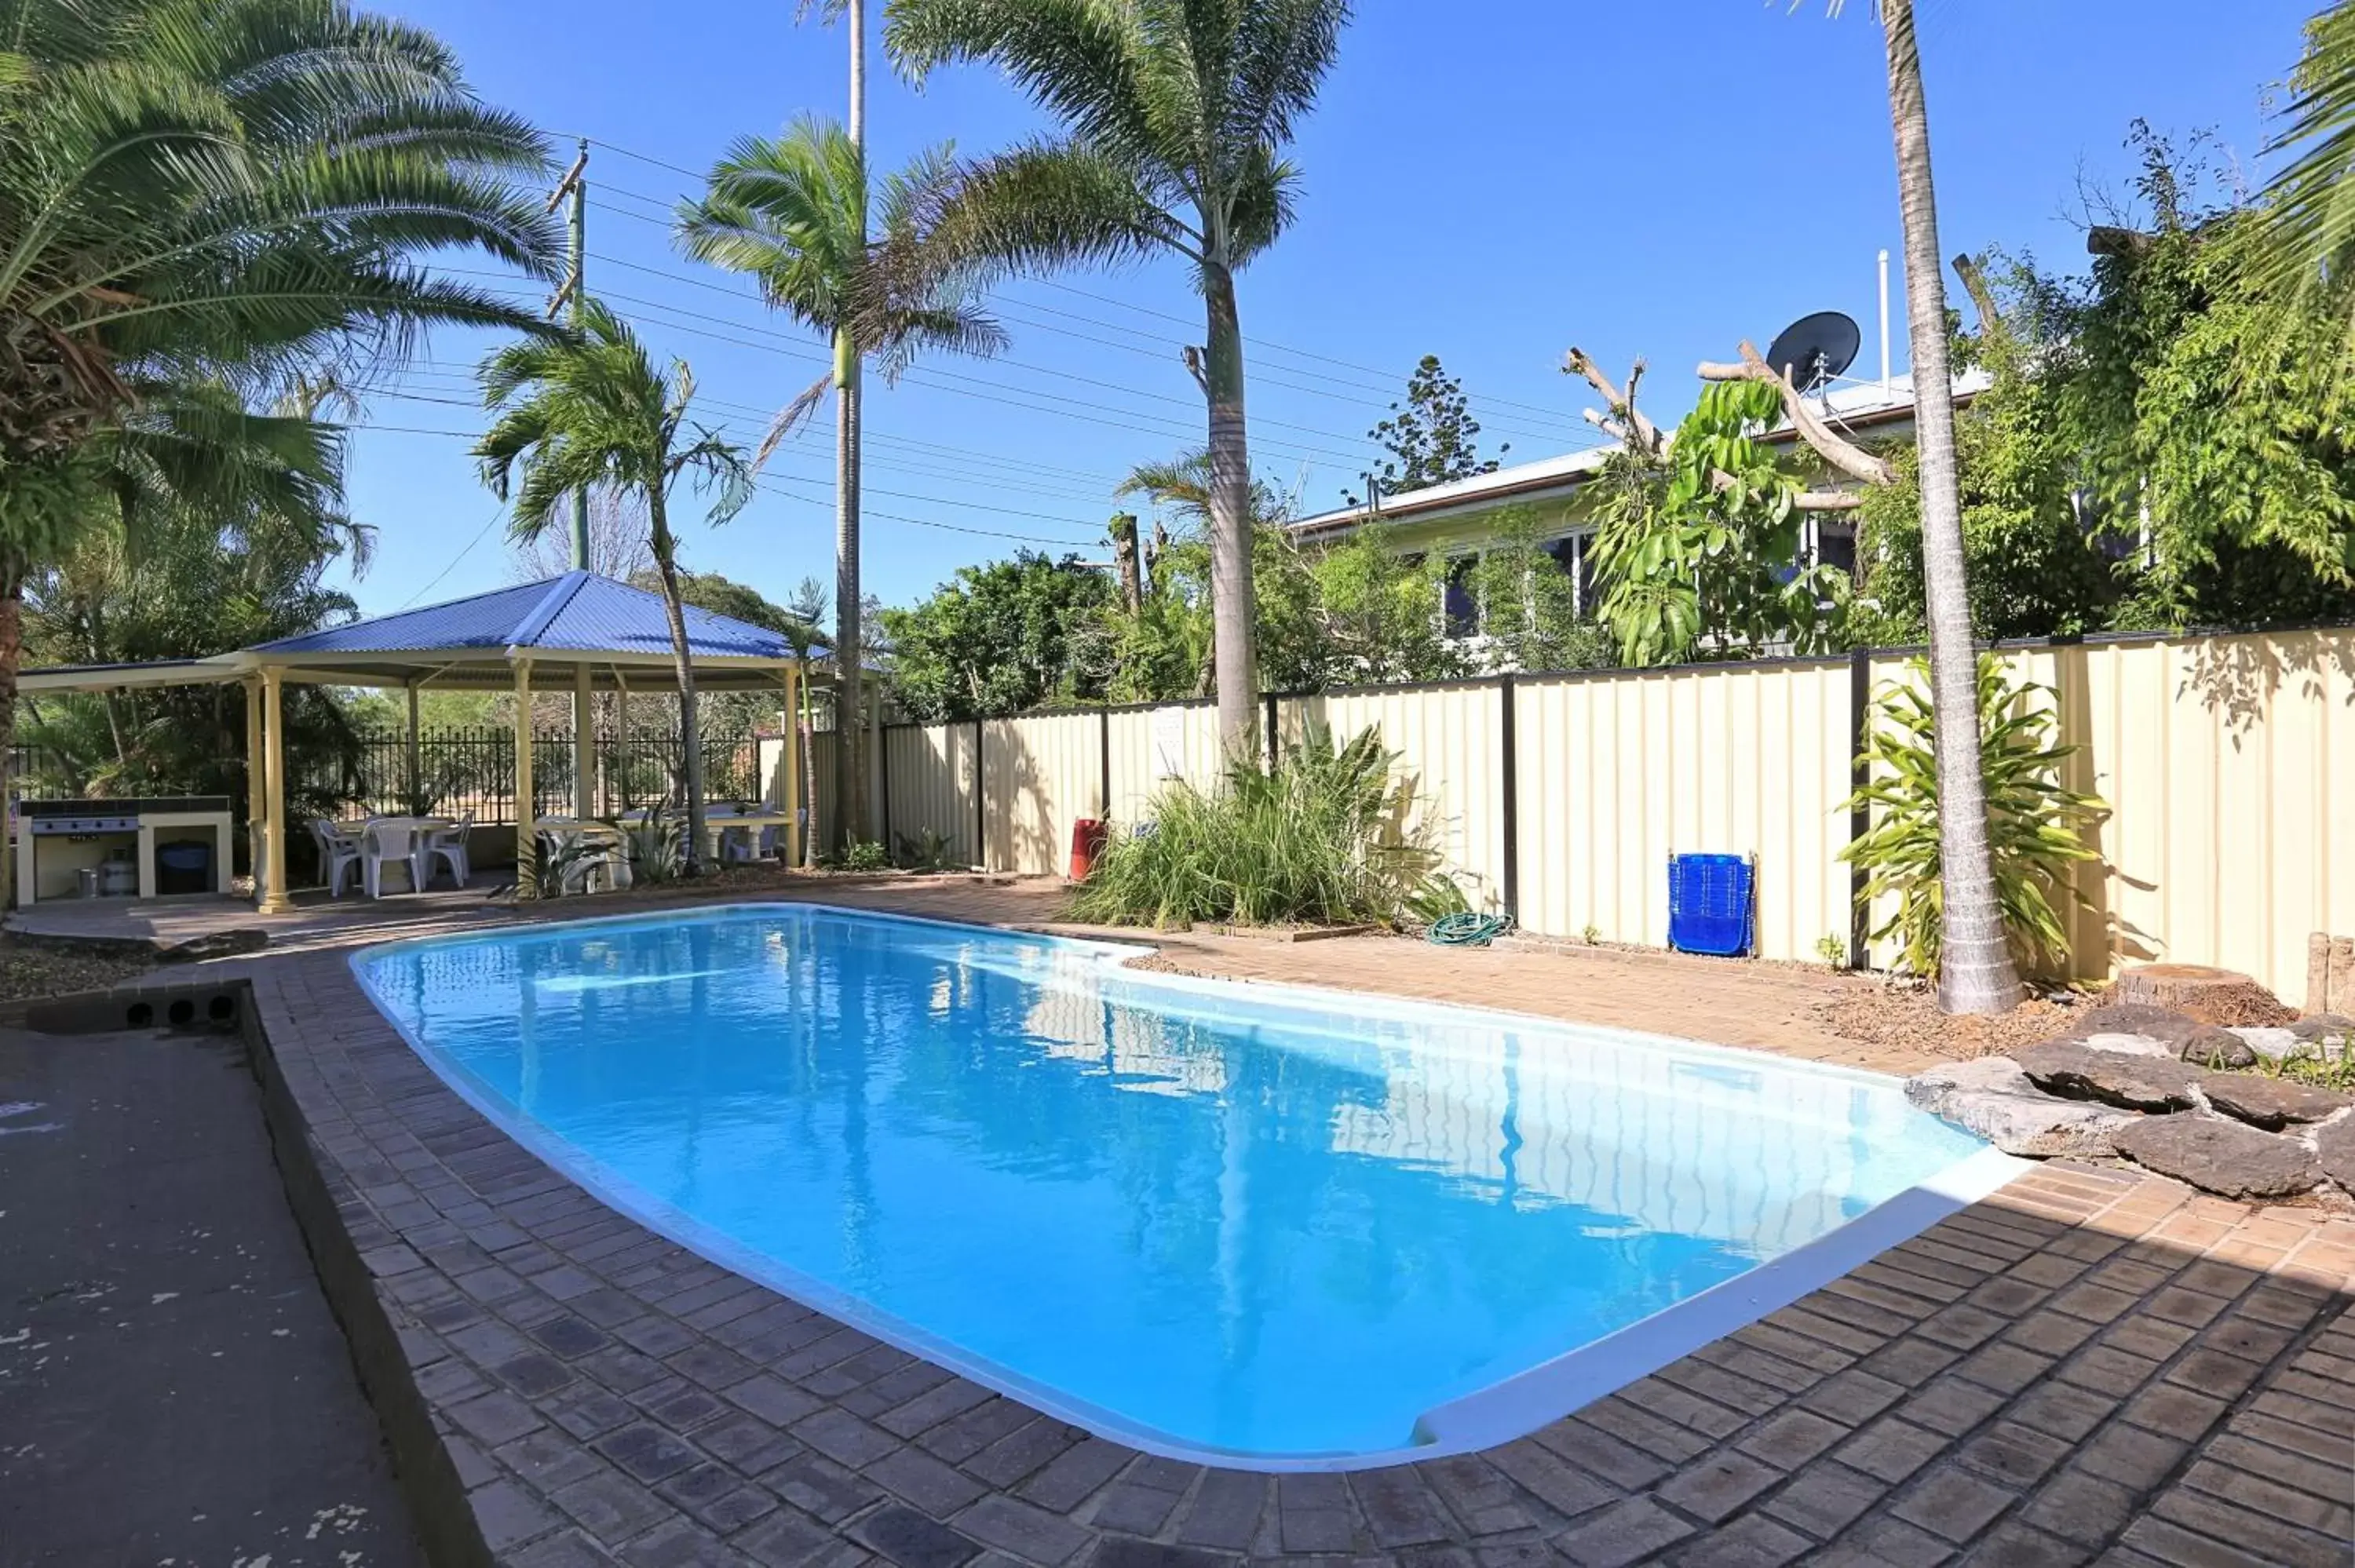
[{"left": 248, "top": 571, "right": 798, "bottom": 662}]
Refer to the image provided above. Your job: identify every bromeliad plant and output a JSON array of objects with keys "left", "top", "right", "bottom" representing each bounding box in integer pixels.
[
  {"left": 1071, "top": 724, "right": 1448, "bottom": 932},
  {"left": 1839, "top": 655, "right": 2104, "bottom": 981}
]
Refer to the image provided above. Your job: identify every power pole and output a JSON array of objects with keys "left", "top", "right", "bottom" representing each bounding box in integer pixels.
[{"left": 546, "top": 139, "right": 590, "bottom": 571}]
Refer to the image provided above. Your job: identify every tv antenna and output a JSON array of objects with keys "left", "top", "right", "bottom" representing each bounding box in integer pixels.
[{"left": 1765, "top": 311, "right": 1862, "bottom": 397}]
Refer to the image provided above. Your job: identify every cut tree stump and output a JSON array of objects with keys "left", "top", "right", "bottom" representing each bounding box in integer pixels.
[{"left": 2102, "top": 964, "right": 2296, "bottom": 1027}]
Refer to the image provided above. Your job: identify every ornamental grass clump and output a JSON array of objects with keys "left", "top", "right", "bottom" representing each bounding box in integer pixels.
[
  {"left": 1071, "top": 725, "right": 1448, "bottom": 931},
  {"left": 1839, "top": 655, "right": 2105, "bottom": 980}
]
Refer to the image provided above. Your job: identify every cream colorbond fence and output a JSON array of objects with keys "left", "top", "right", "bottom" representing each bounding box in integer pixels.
[{"left": 860, "top": 626, "right": 2355, "bottom": 1005}]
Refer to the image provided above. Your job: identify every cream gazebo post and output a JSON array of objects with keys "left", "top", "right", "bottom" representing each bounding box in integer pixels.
[
  {"left": 243, "top": 676, "right": 266, "bottom": 903},
  {"left": 257, "top": 666, "right": 294, "bottom": 913},
  {"left": 781, "top": 662, "right": 802, "bottom": 869},
  {"left": 513, "top": 654, "right": 536, "bottom": 896},
  {"left": 573, "top": 662, "right": 595, "bottom": 819},
  {"left": 404, "top": 678, "right": 422, "bottom": 809}
]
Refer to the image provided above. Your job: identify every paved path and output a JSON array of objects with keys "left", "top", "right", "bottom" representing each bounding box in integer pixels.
[{"left": 0, "top": 1022, "right": 424, "bottom": 1567}]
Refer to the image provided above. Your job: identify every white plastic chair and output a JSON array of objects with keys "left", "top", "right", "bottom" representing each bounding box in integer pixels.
[
  {"left": 361, "top": 819, "right": 429, "bottom": 899},
  {"left": 424, "top": 813, "right": 473, "bottom": 889},
  {"left": 310, "top": 819, "right": 363, "bottom": 898}
]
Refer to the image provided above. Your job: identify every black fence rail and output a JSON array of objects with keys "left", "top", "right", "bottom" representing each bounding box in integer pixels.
[
  {"left": 337, "top": 729, "right": 769, "bottom": 822},
  {"left": 9, "top": 731, "right": 769, "bottom": 826}
]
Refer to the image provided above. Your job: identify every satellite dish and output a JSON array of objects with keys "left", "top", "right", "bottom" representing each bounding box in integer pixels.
[{"left": 1765, "top": 311, "right": 1862, "bottom": 395}]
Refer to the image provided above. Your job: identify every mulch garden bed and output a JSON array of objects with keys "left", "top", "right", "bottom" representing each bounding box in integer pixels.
[
  {"left": 1817, "top": 981, "right": 2094, "bottom": 1061},
  {"left": 0, "top": 937, "right": 160, "bottom": 1007}
]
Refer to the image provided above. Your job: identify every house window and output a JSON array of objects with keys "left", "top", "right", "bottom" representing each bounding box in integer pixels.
[
  {"left": 1545, "top": 534, "right": 1592, "bottom": 615},
  {"left": 1816, "top": 523, "right": 1857, "bottom": 578},
  {"left": 1444, "top": 556, "right": 1479, "bottom": 639}
]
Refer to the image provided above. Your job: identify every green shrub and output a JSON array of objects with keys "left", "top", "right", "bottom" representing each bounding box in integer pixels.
[
  {"left": 1839, "top": 655, "right": 2104, "bottom": 980},
  {"left": 829, "top": 840, "right": 891, "bottom": 873},
  {"left": 621, "top": 804, "right": 685, "bottom": 885},
  {"left": 894, "top": 827, "right": 955, "bottom": 872},
  {"left": 1069, "top": 724, "right": 1449, "bottom": 930}
]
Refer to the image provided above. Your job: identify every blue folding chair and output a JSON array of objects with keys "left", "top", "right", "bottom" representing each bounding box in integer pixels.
[{"left": 1668, "top": 852, "right": 1756, "bottom": 957}]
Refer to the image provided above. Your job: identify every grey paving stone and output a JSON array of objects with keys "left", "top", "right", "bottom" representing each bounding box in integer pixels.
[
  {"left": 868, "top": 1446, "right": 993, "bottom": 1518},
  {"left": 1345, "top": 1469, "right": 1453, "bottom": 1548},
  {"left": 473, "top": 1476, "right": 568, "bottom": 1552},
  {"left": 955, "top": 1495, "right": 1097, "bottom": 1566},
  {"left": 597, "top": 1421, "right": 704, "bottom": 1483},
  {"left": 1013, "top": 1437, "right": 1134, "bottom": 1512},
  {"left": 1553, "top": 1497, "right": 1693, "bottom": 1568},
  {"left": 553, "top": 1465, "right": 682, "bottom": 1546},
  {"left": 851, "top": 1504, "right": 984, "bottom": 1568},
  {"left": 1172, "top": 1471, "right": 1265, "bottom": 1551},
  {"left": 450, "top": 1387, "right": 550, "bottom": 1446},
  {"left": 1653, "top": 1451, "right": 1783, "bottom": 1525},
  {"left": 1083, "top": 1541, "right": 1233, "bottom": 1568}
]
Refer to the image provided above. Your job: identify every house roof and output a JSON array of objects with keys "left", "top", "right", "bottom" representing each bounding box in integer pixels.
[
  {"left": 249, "top": 571, "right": 798, "bottom": 662},
  {"left": 1287, "top": 371, "right": 1988, "bottom": 542}
]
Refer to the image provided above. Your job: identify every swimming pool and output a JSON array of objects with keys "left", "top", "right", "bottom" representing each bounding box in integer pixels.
[{"left": 353, "top": 904, "right": 2012, "bottom": 1468}]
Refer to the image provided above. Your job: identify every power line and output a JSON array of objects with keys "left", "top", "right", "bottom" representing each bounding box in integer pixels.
[
  {"left": 350, "top": 422, "right": 1107, "bottom": 547},
  {"left": 564, "top": 134, "right": 1591, "bottom": 443},
  {"left": 389, "top": 358, "right": 1126, "bottom": 488}
]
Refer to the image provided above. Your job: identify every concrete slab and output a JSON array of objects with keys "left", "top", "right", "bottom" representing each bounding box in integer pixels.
[{"left": 0, "top": 1022, "right": 423, "bottom": 1567}]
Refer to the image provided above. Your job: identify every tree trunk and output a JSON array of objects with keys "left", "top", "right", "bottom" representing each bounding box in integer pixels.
[
  {"left": 833, "top": 328, "right": 867, "bottom": 850},
  {"left": 1109, "top": 512, "right": 1144, "bottom": 611},
  {"left": 649, "top": 499, "right": 707, "bottom": 873},
  {"left": 1200, "top": 259, "right": 1258, "bottom": 763},
  {"left": 1880, "top": 0, "right": 2021, "bottom": 1016},
  {"left": 847, "top": 0, "right": 867, "bottom": 147},
  {"left": 0, "top": 560, "right": 20, "bottom": 911}
]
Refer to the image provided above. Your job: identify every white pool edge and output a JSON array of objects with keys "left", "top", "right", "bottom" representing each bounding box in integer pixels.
[{"left": 349, "top": 901, "right": 2032, "bottom": 1473}]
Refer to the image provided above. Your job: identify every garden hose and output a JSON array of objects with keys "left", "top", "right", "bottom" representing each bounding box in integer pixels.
[{"left": 1428, "top": 912, "right": 1512, "bottom": 947}]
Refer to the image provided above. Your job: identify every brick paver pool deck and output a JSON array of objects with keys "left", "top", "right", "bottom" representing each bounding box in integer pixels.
[{"left": 28, "top": 878, "right": 2355, "bottom": 1566}]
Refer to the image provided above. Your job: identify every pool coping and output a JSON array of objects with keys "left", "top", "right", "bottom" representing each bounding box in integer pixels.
[
  {"left": 345, "top": 900, "right": 2028, "bottom": 1473},
  {"left": 106, "top": 884, "right": 2355, "bottom": 1567}
]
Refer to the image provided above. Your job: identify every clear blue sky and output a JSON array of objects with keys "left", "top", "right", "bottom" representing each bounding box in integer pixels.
[{"left": 345, "top": 0, "right": 2309, "bottom": 618}]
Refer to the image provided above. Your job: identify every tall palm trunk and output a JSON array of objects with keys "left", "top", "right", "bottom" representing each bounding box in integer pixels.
[
  {"left": 832, "top": 0, "right": 871, "bottom": 851},
  {"left": 648, "top": 499, "right": 708, "bottom": 873},
  {"left": 834, "top": 329, "right": 867, "bottom": 848},
  {"left": 1881, "top": 0, "right": 2020, "bottom": 1014},
  {"left": 1201, "top": 258, "right": 1258, "bottom": 761},
  {"left": 0, "top": 562, "right": 22, "bottom": 910}
]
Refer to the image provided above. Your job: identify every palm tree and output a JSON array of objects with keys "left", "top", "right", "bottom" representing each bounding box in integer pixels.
[
  {"left": 2246, "top": 2, "right": 2355, "bottom": 326},
  {"left": 1838, "top": 0, "right": 2022, "bottom": 1013},
  {"left": 675, "top": 116, "right": 1002, "bottom": 851},
  {"left": 0, "top": 0, "right": 557, "bottom": 907},
  {"left": 474, "top": 299, "right": 754, "bottom": 873},
  {"left": 883, "top": 0, "right": 1353, "bottom": 763}
]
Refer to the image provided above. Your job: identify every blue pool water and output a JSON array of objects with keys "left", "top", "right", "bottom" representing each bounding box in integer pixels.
[{"left": 354, "top": 905, "right": 1992, "bottom": 1464}]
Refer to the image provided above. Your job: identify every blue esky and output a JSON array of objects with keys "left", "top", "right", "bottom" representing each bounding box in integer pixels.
[{"left": 346, "top": 1, "right": 2309, "bottom": 618}]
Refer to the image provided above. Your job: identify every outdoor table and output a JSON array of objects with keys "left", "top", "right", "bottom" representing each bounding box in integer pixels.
[{"left": 699, "top": 807, "right": 793, "bottom": 862}]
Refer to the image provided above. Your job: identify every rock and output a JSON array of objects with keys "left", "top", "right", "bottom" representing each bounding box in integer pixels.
[
  {"left": 2230, "top": 1026, "right": 2304, "bottom": 1061},
  {"left": 2072, "top": 1003, "right": 2207, "bottom": 1045},
  {"left": 2315, "top": 1118, "right": 2355, "bottom": 1192},
  {"left": 2067, "top": 1030, "right": 2178, "bottom": 1059},
  {"left": 2199, "top": 1074, "right": 2353, "bottom": 1131},
  {"left": 156, "top": 928, "right": 268, "bottom": 964},
  {"left": 2103, "top": 965, "right": 2298, "bottom": 1026},
  {"left": 2014, "top": 1041, "right": 2204, "bottom": 1113},
  {"left": 1905, "top": 1054, "right": 2036, "bottom": 1110},
  {"left": 1905, "top": 1057, "right": 2140, "bottom": 1159},
  {"left": 2291, "top": 1013, "right": 2355, "bottom": 1053},
  {"left": 2178, "top": 1026, "right": 2258, "bottom": 1070},
  {"left": 2112, "top": 1114, "right": 2321, "bottom": 1200}
]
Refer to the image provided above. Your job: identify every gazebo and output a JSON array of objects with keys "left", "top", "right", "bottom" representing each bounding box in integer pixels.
[{"left": 14, "top": 571, "right": 816, "bottom": 912}]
